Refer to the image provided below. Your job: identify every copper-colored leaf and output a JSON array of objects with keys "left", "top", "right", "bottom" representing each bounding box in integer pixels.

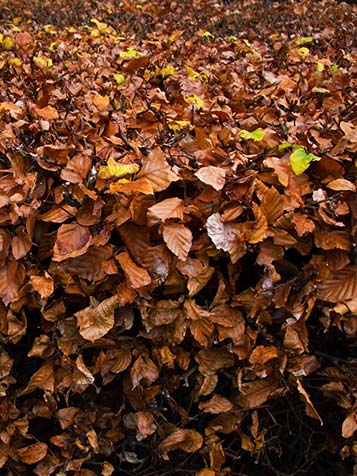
[
  {"left": 130, "top": 355, "right": 159, "bottom": 389},
  {"left": 249, "top": 346, "right": 278, "bottom": 366},
  {"left": 194, "top": 166, "right": 226, "bottom": 191},
  {"left": 318, "top": 266, "right": 357, "bottom": 302},
  {"left": 326, "top": 178, "right": 356, "bottom": 192},
  {"left": 116, "top": 251, "right": 151, "bottom": 289},
  {"left": 17, "top": 442, "right": 48, "bottom": 465},
  {"left": 238, "top": 379, "right": 280, "bottom": 409},
  {"left": 53, "top": 223, "right": 91, "bottom": 262},
  {"left": 76, "top": 295, "right": 118, "bottom": 342},
  {"left": 30, "top": 272, "right": 54, "bottom": 298},
  {"left": 342, "top": 412, "right": 357, "bottom": 438},
  {"left": 199, "top": 394, "right": 233, "bottom": 414},
  {"left": 21, "top": 360, "right": 54, "bottom": 395},
  {"left": 136, "top": 147, "right": 180, "bottom": 192},
  {"left": 147, "top": 197, "right": 184, "bottom": 225},
  {"left": 93, "top": 93, "right": 110, "bottom": 111},
  {"left": 296, "top": 379, "right": 323, "bottom": 424},
  {"left": 135, "top": 411, "right": 157, "bottom": 439},
  {"left": 35, "top": 105, "right": 59, "bottom": 120},
  {"left": 0, "top": 258, "right": 25, "bottom": 306},
  {"left": 159, "top": 429, "right": 203, "bottom": 460},
  {"left": 162, "top": 223, "right": 192, "bottom": 261}
]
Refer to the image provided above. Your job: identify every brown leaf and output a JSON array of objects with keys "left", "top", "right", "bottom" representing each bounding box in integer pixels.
[
  {"left": 11, "top": 226, "right": 32, "bottom": 260},
  {"left": 238, "top": 379, "right": 280, "bottom": 409},
  {"left": 159, "top": 429, "right": 203, "bottom": 460},
  {"left": 195, "top": 348, "right": 234, "bottom": 376},
  {"left": 30, "top": 272, "right": 54, "bottom": 298},
  {"left": 0, "top": 258, "right": 25, "bottom": 306},
  {"left": 53, "top": 223, "right": 91, "bottom": 262},
  {"left": 194, "top": 166, "right": 226, "bottom": 191},
  {"left": 76, "top": 295, "right": 118, "bottom": 342},
  {"left": 17, "top": 442, "right": 48, "bottom": 465},
  {"left": 60, "top": 154, "right": 92, "bottom": 184},
  {"left": 342, "top": 412, "right": 357, "bottom": 438},
  {"left": 318, "top": 266, "right": 357, "bottom": 302},
  {"left": 296, "top": 379, "right": 323, "bottom": 424},
  {"left": 130, "top": 355, "right": 159, "bottom": 389},
  {"left": 56, "top": 407, "right": 80, "bottom": 430},
  {"left": 199, "top": 394, "right": 233, "bottom": 414},
  {"left": 283, "top": 319, "right": 308, "bottom": 354},
  {"left": 326, "top": 178, "right": 356, "bottom": 192},
  {"left": 249, "top": 346, "right": 278, "bottom": 366},
  {"left": 135, "top": 411, "right": 157, "bottom": 439},
  {"left": 162, "top": 223, "right": 192, "bottom": 261},
  {"left": 21, "top": 360, "right": 54, "bottom": 395},
  {"left": 116, "top": 251, "right": 151, "bottom": 289}
]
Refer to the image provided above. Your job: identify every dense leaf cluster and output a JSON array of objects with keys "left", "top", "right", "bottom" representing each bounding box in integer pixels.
[{"left": 0, "top": 0, "right": 356, "bottom": 475}]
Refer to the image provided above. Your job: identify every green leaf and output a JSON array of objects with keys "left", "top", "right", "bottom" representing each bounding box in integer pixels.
[
  {"left": 289, "top": 147, "right": 321, "bottom": 175},
  {"left": 227, "top": 35, "right": 238, "bottom": 42},
  {"left": 113, "top": 73, "right": 125, "bottom": 84},
  {"left": 329, "top": 64, "right": 338, "bottom": 73},
  {"left": 239, "top": 128, "right": 265, "bottom": 142},
  {"left": 278, "top": 141, "right": 295, "bottom": 151},
  {"left": 201, "top": 31, "right": 215, "bottom": 39}
]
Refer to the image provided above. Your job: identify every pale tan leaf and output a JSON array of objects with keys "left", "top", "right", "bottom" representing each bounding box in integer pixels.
[
  {"left": 11, "top": 226, "right": 32, "bottom": 260},
  {"left": 53, "top": 223, "right": 91, "bottom": 262},
  {"left": 116, "top": 251, "right": 151, "bottom": 289},
  {"left": 35, "top": 105, "right": 59, "bottom": 120},
  {"left": 318, "top": 266, "right": 357, "bottom": 302},
  {"left": 147, "top": 197, "right": 184, "bottom": 225},
  {"left": 93, "top": 93, "right": 110, "bottom": 111},
  {"left": 136, "top": 147, "right": 180, "bottom": 192},
  {"left": 206, "top": 213, "right": 246, "bottom": 263},
  {"left": 342, "top": 412, "right": 357, "bottom": 438},
  {"left": 194, "top": 166, "right": 226, "bottom": 191},
  {"left": 17, "top": 442, "right": 48, "bottom": 465},
  {"left": 162, "top": 223, "right": 192, "bottom": 261}
]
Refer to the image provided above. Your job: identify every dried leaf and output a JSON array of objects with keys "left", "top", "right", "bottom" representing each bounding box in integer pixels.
[
  {"left": 17, "top": 442, "right": 48, "bottom": 464},
  {"left": 76, "top": 295, "right": 118, "bottom": 342},
  {"left": 116, "top": 251, "right": 151, "bottom": 289},
  {"left": 53, "top": 223, "right": 91, "bottom": 262},
  {"left": 296, "top": 379, "right": 323, "bottom": 424},
  {"left": 159, "top": 429, "right": 203, "bottom": 460},
  {"left": 162, "top": 223, "right": 192, "bottom": 261},
  {"left": 318, "top": 266, "right": 357, "bottom": 302},
  {"left": 342, "top": 412, "right": 357, "bottom": 438},
  {"left": 195, "top": 166, "right": 226, "bottom": 191}
]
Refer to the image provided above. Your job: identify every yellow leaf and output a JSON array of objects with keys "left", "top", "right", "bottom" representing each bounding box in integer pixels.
[
  {"left": 185, "top": 65, "right": 207, "bottom": 82},
  {"left": 185, "top": 95, "right": 204, "bottom": 109},
  {"left": 13, "top": 17, "right": 22, "bottom": 25},
  {"left": 98, "top": 157, "right": 139, "bottom": 179},
  {"left": 33, "top": 56, "right": 52, "bottom": 68},
  {"left": 9, "top": 58, "right": 22, "bottom": 67},
  {"left": 49, "top": 41, "right": 59, "bottom": 52},
  {"left": 168, "top": 120, "right": 191, "bottom": 132},
  {"left": 201, "top": 31, "right": 215, "bottom": 39},
  {"left": 316, "top": 62, "right": 325, "bottom": 72},
  {"left": 3, "top": 37, "right": 14, "bottom": 49},
  {"left": 119, "top": 48, "right": 140, "bottom": 59},
  {"left": 157, "top": 65, "right": 176, "bottom": 77},
  {"left": 298, "top": 47, "right": 310, "bottom": 56}
]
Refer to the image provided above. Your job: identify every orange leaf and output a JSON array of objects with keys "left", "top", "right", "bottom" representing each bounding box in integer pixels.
[
  {"left": 110, "top": 177, "right": 154, "bottom": 195},
  {"left": 326, "top": 178, "right": 356, "bottom": 192},
  {"left": 35, "top": 105, "right": 59, "bottom": 120},
  {"left": 53, "top": 223, "right": 91, "bottom": 262},
  {"left": 147, "top": 197, "right": 184, "bottom": 225},
  {"left": 195, "top": 166, "right": 226, "bottom": 191},
  {"left": 135, "top": 411, "right": 157, "bottom": 439},
  {"left": 116, "top": 251, "right": 151, "bottom": 289},
  {"left": 30, "top": 272, "right": 54, "bottom": 298},
  {"left": 238, "top": 379, "right": 280, "bottom": 409},
  {"left": 136, "top": 148, "right": 180, "bottom": 193},
  {"left": 93, "top": 93, "right": 110, "bottom": 111},
  {"left": 249, "top": 346, "right": 278, "bottom": 366},
  {"left": 130, "top": 355, "right": 159, "bottom": 389},
  {"left": 0, "top": 258, "right": 25, "bottom": 306},
  {"left": 162, "top": 223, "right": 192, "bottom": 261}
]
